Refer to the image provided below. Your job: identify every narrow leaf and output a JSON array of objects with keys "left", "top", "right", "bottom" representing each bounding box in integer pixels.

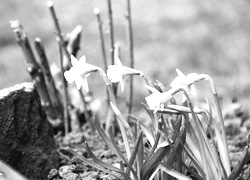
[
  {"left": 129, "top": 115, "right": 155, "bottom": 147},
  {"left": 110, "top": 102, "right": 132, "bottom": 159},
  {"left": 158, "top": 164, "right": 192, "bottom": 180},
  {"left": 85, "top": 142, "right": 125, "bottom": 175},
  {"left": 124, "top": 131, "right": 143, "bottom": 180},
  {"left": 136, "top": 121, "right": 144, "bottom": 175},
  {"left": 63, "top": 147, "right": 123, "bottom": 180},
  {"left": 228, "top": 135, "right": 250, "bottom": 180},
  {"left": 94, "top": 118, "right": 128, "bottom": 163},
  {"left": 108, "top": 127, "right": 129, "bottom": 164},
  {"left": 141, "top": 144, "right": 171, "bottom": 180},
  {"left": 167, "top": 104, "right": 203, "bottom": 114},
  {"left": 141, "top": 102, "right": 155, "bottom": 123}
]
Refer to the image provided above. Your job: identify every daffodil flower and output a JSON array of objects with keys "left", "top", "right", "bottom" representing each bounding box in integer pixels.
[
  {"left": 170, "top": 69, "right": 204, "bottom": 102},
  {"left": 145, "top": 87, "right": 174, "bottom": 112},
  {"left": 107, "top": 57, "right": 143, "bottom": 92},
  {"left": 64, "top": 55, "right": 101, "bottom": 91}
]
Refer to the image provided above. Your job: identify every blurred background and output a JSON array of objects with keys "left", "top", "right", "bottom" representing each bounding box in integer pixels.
[{"left": 1, "top": 0, "right": 250, "bottom": 109}]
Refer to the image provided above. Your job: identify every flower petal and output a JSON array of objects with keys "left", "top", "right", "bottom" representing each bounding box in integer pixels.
[
  {"left": 79, "top": 55, "right": 87, "bottom": 64},
  {"left": 181, "top": 94, "right": 187, "bottom": 103},
  {"left": 176, "top": 68, "right": 185, "bottom": 76},
  {"left": 145, "top": 93, "right": 162, "bottom": 110},
  {"left": 120, "top": 79, "right": 125, "bottom": 92},
  {"left": 75, "top": 77, "right": 83, "bottom": 90},
  {"left": 64, "top": 70, "right": 75, "bottom": 83},
  {"left": 189, "top": 84, "right": 197, "bottom": 96},
  {"left": 107, "top": 65, "right": 123, "bottom": 82},
  {"left": 115, "top": 56, "right": 123, "bottom": 66},
  {"left": 71, "top": 55, "right": 79, "bottom": 67},
  {"left": 82, "top": 77, "right": 89, "bottom": 92}
]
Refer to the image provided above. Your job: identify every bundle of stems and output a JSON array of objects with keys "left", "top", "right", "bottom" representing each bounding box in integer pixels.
[{"left": 10, "top": 20, "right": 59, "bottom": 120}]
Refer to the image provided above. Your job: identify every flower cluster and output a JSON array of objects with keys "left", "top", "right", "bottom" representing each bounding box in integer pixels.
[
  {"left": 63, "top": 54, "right": 235, "bottom": 180},
  {"left": 64, "top": 55, "right": 209, "bottom": 113},
  {"left": 145, "top": 68, "right": 206, "bottom": 112},
  {"left": 65, "top": 55, "right": 144, "bottom": 92}
]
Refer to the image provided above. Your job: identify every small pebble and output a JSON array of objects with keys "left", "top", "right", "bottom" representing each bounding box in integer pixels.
[{"left": 59, "top": 165, "right": 76, "bottom": 177}]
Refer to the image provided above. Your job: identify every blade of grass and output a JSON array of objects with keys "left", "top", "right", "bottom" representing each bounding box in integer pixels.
[
  {"left": 197, "top": 114, "right": 224, "bottom": 179},
  {"left": 181, "top": 89, "right": 209, "bottom": 179},
  {"left": 94, "top": 118, "right": 128, "bottom": 163},
  {"left": 159, "top": 120, "right": 205, "bottom": 178},
  {"left": 184, "top": 139, "right": 206, "bottom": 176},
  {"left": 141, "top": 103, "right": 156, "bottom": 123},
  {"left": 63, "top": 147, "right": 123, "bottom": 180},
  {"left": 183, "top": 114, "right": 200, "bottom": 148},
  {"left": 143, "top": 115, "right": 163, "bottom": 165},
  {"left": 206, "top": 76, "right": 231, "bottom": 175},
  {"left": 185, "top": 133, "right": 201, "bottom": 164},
  {"left": 167, "top": 104, "right": 203, "bottom": 114},
  {"left": 141, "top": 118, "right": 175, "bottom": 180},
  {"left": 120, "top": 161, "right": 124, "bottom": 172},
  {"left": 157, "top": 108, "right": 181, "bottom": 114},
  {"left": 124, "top": 131, "right": 142, "bottom": 180},
  {"left": 108, "top": 126, "right": 129, "bottom": 164},
  {"left": 205, "top": 111, "right": 229, "bottom": 179},
  {"left": 110, "top": 102, "right": 133, "bottom": 137},
  {"left": 163, "top": 153, "right": 204, "bottom": 180},
  {"left": 129, "top": 115, "right": 155, "bottom": 147},
  {"left": 166, "top": 125, "right": 186, "bottom": 166},
  {"left": 228, "top": 135, "right": 250, "bottom": 180},
  {"left": 110, "top": 102, "right": 132, "bottom": 159},
  {"left": 136, "top": 121, "right": 143, "bottom": 178},
  {"left": 157, "top": 163, "right": 192, "bottom": 180},
  {"left": 140, "top": 143, "right": 171, "bottom": 180},
  {"left": 85, "top": 142, "right": 125, "bottom": 175}
]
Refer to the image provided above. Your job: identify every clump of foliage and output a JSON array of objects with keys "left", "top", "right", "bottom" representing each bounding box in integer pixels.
[
  {"left": 61, "top": 56, "right": 250, "bottom": 179},
  {"left": 8, "top": 1, "right": 250, "bottom": 180}
]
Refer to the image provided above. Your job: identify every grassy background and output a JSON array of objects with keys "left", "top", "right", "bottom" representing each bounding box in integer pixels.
[{"left": 1, "top": 0, "right": 250, "bottom": 109}]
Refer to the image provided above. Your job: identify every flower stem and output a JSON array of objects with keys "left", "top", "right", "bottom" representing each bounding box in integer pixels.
[
  {"left": 126, "top": 0, "right": 135, "bottom": 120},
  {"left": 94, "top": 8, "right": 110, "bottom": 104},
  {"left": 99, "top": 70, "right": 132, "bottom": 159},
  {"left": 179, "top": 89, "right": 208, "bottom": 180},
  {"left": 94, "top": 8, "right": 108, "bottom": 73},
  {"left": 10, "top": 20, "right": 56, "bottom": 119},
  {"left": 206, "top": 76, "right": 231, "bottom": 176},
  {"left": 58, "top": 45, "right": 69, "bottom": 135},
  {"left": 47, "top": 1, "right": 71, "bottom": 70},
  {"left": 78, "top": 89, "right": 95, "bottom": 131},
  {"left": 34, "top": 38, "right": 62, "bottom": 118},
  {"left": 107, "top": 0, "right": 115, "bottom": 65},
  {"left": 106, "top": 0, "right": 117, "bottom": 97}
]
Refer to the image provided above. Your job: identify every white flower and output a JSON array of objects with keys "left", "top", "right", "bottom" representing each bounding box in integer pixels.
[
  {"left": 64, "top": 55, "right": 101, "bottom": 91},
  {"left": 107, "top": 57, "right": 143, "bottom": 92},
  {"left": 145, "top": 88, "right": 174, "bottom": 112},
  {"left": 170, "top": 69, "right": 202, "bottom": 102}
]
